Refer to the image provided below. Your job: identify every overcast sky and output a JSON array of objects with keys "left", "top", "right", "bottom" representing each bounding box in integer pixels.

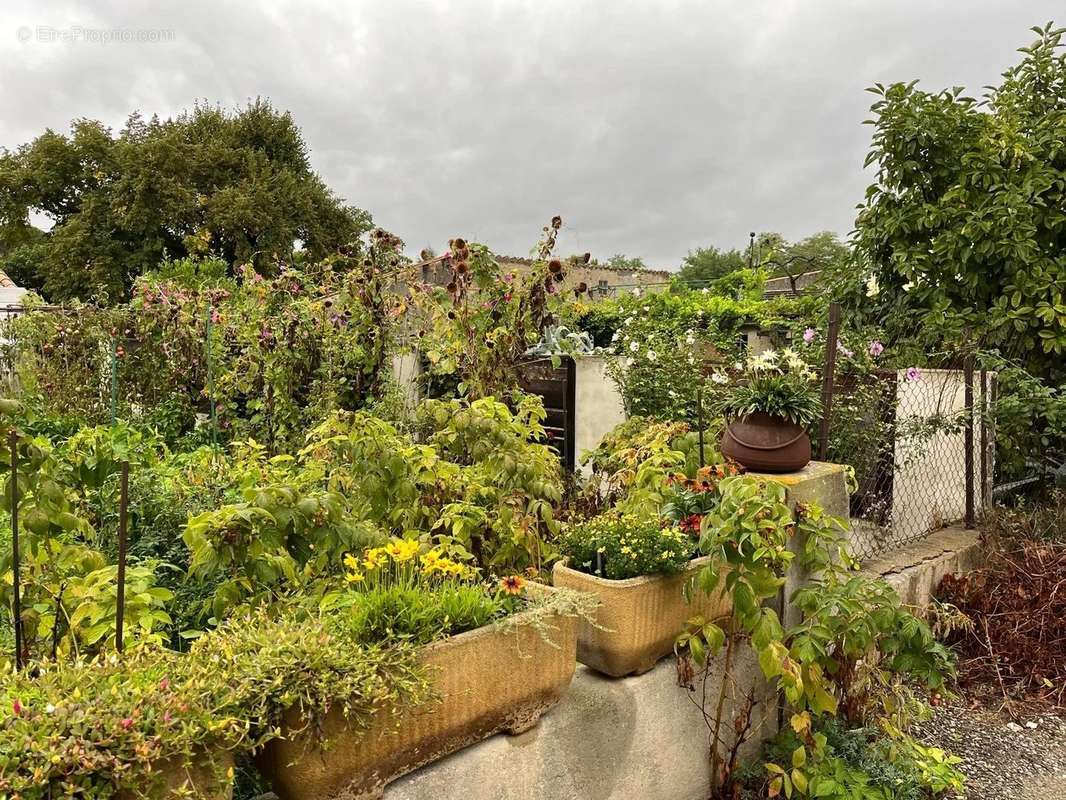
[{"left": 1, "top": 1, "right": 1060, "bottom": 268}]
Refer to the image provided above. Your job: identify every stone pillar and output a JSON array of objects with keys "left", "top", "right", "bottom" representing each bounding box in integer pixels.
[{"left": 747, "top": 462, "right": 850, "bottom": 627}]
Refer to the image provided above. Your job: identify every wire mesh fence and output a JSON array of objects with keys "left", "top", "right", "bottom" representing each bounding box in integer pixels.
[{"left": 820, "top": 360, "right": 992, "bottom": 561}]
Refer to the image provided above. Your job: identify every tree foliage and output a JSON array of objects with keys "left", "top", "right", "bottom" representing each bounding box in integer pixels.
[
  {"left": 854, "top": 23, "right": 1066, "bottom": 380},
  {"left": 676, "top": 245, "right": 747, "bottom": 287},
  {"left": 0, "top": 100, "right": 371, "bottom": 302}
]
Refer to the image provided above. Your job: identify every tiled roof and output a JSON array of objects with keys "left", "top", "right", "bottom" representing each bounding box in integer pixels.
[{"left": 0, "top": 270, "right": 17, "bottom": 289}]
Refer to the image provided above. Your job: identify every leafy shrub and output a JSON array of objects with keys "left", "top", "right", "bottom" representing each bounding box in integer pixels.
[
  {"left": 558, "top": 512, "right": 692, "bottom": 579},
  {"left": 745, "top": 718, "right": 963, "bottom": 800}
]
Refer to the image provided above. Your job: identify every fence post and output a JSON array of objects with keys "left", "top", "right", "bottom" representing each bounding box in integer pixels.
[
  {"left": 817, "top": 302, "right": 841, "bottom": 461},
  {"left": 964, "top": 357, "right": 975, "bottom": 529},
  {"left": 9, "top": 431, "right": 22, "bottom": 671},
  {"left": 115, "top": 460, "right": 130, "bottom": 652},
  {"left": 979, "top": 368, "right": 989, "bottom": 508}
]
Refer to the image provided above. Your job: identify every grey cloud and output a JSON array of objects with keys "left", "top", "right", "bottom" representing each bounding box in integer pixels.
[{"left": 1, "top": 0, "right": 1060, "bottom": 267}]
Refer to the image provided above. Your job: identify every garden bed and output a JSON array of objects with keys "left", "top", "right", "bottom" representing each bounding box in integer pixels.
[
  {"left": 257, "top": 607, "right": 578, "bottom": 800},
  {"left": 553, "top": 556, "right": 730, "bottom": 677}
]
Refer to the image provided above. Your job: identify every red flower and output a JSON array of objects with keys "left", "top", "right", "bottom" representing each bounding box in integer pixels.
[
  {"left": 679, "top": 514, "right": 702, "bottom": 536},
  {"left": 120, "top": 718, "right": 134, "bottom": 730},
  {"left": 12, "top": 699, "right": 22, "bottom": 716}
]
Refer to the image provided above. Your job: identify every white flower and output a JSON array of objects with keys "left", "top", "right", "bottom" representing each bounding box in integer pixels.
[
  {"left": 611, "top": 330, "right": 620, "bottom": 342},
  {"left": 865, "top": 274, "right": 880, "bottom": 297},
  {"left": 733, "top": 361, "right": 743, "bottom": 370},
  {"left": 711, "top": 372, "right": 728, "bottom": 385},
  {"left": 46, "top": 703, "right": 56, "bottom": 714},
  {"left": 630, "top": 341, "right": 639, "bottom": 352},
  {"left": 685, "top": 334, "right": 696, "bottom": 346},
  {"left": 642, "top": 305, "right": 650, "bottom": 312},
  {"left": 701, "top": 288, "right": 710, "bottom": 294},
  {"left": 632, "top": 288, "right": 642, "bottom": 297},
  {"left": 902, "top": 281, "right": 914, "bottom": 292},
  {"left": 646, "top": 349, "right": 658, "bottom": 362}
]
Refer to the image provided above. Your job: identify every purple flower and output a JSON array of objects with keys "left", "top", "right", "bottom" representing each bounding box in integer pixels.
[
  {"left": 905, "top": 367, "right": 921, "bottom": 382},
  {"left": 803, "top": 328, "right": 816, "bottom": 343},
  {"left": 868, "top": 340, "right": 884, "bottom": 357}
]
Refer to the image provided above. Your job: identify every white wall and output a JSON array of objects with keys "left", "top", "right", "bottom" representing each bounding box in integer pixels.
[
  {"left": 573, "top": 355, "right": 626, "bottom": 471},
  {"left": 890, "top": 369, "right": 990, "bottom": 545}
]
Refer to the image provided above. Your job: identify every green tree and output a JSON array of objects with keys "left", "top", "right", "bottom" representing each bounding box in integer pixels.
[
  {"left": 0, "top": 100, "right": 371, "bottom": 302},
  {"left": 603, "top": 253, "right": 648, "bottom": 271},
  {"left": 676, "top": 245, "right": 747, "bottom": 287},
  {"left": 853, "top": 23, "right": 1066, "bottom": 380}
]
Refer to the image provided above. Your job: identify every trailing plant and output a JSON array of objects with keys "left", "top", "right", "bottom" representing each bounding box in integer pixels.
[{"left": 0, "top": 608, "right": 430, "bottom": 799}]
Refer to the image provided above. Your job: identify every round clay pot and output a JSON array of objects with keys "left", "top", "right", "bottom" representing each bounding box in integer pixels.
[{"left": 720, "top": 412, "right": 811, "bottom": 473}]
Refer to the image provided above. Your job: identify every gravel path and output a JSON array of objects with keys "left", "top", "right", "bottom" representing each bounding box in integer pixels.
[{"left": 916, "top": 705, "right": 1066, "bottom": 799}]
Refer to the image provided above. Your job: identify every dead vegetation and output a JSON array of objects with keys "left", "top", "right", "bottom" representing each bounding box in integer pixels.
[{"left": 936, "top": 491, "right": 1066, "bottom": 710}]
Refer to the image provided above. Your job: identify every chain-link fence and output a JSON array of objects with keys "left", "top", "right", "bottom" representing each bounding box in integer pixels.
[{"left": 821, "top": 360, "right": 992, "bottom": 561}]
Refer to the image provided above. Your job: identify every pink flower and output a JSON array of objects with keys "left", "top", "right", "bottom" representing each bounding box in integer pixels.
[
  {"left": 159, "top": 678, "right": 170, "bottom": 691},
  {"left": 868, "top": 340, "right": 884, "bottom": 357},
  {"left": 120, "top": 718, "right": 134, "bottom": 730},
  {"left": 803, "top": 328, "right": 816, "bottom": 343},
  {"left": 164, "top": 711, "right": 172, "bottom": 723},
  {"left": 905, "top": 367, "right": 921, "bottom": 382},
  {"left": 12, "top": 699, "right": 22, "bottom": 716},
  {"left": 210, "top": 308, "right": 220, "bottom": 324},
  {"left": 837, "top": 342, "right": 854, "bottom": 358}
]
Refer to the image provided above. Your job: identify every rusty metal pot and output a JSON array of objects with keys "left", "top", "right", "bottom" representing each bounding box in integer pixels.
[{"left": 720, "top": 412, "right": 811, "bottom": 473}]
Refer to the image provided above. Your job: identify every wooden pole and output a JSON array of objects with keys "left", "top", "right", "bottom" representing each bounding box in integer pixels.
[
  {"left": 9, "top": 431, "right": 22, "bottom": 670},
  {"left": 817, "top": 302, "right": 841, "bottom": 461},
  {"left": 115, "top": 460, "right": 130, "bottom": 652}
]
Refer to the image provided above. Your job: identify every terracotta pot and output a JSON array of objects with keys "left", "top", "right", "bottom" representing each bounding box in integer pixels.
[
  {"left": 553, "top": 556, "right": 731, "bottom": 677},
  {"left": 720, "top": 412, "right": 811, "bottom": 473},
  {"left": 257, "top": 608, "right": 578, "bottom": 800}
]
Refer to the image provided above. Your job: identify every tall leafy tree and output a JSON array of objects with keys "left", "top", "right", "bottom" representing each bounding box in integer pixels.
[
  {"left": 0, "top": 100, "right": 371, "bottom": 301},
  {"left": 676, "top": 245, "right": 747, "bottom": 287},
  {"left": 854, "top": 23, "right": 1066, "bottom": 380}
]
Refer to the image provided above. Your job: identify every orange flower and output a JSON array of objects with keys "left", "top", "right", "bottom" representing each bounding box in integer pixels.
[{"left": 500, "top": 575, "right": 526, "bottom": 595}]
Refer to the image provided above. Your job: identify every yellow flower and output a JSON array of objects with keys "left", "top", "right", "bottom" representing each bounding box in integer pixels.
[
  {"left": 385, "top": 538, "right": 419, "bottom": 563},
  {"left": 343, "top": 553, "right": 360, "bottom": 571},
  {"left": 346, "top": 570, "right": 365, "bottom": 584},
  {"left": 363, "top": 548, "right": 385, "bottom": 571},
  {"left": 421, "top": 549, "right": 442, "bottom": 568}
]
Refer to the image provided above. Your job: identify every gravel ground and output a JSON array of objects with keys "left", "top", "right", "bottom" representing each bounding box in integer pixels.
[{"left": 916, "top": 704, "right": 1066, "bottom": 799}]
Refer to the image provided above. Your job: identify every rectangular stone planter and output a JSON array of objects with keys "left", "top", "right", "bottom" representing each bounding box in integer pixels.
[
  {"left": 118, "top": 749, "right": 234, "bottom": 799},
  {"left": 257, "top": 609, "right": 578, "bottom": 800},
  {"left": 552, "top": 556, "right": 730, "bottom": 677}
]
